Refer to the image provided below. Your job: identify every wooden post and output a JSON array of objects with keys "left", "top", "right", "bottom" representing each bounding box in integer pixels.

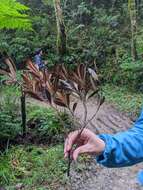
[{"left": 21, "top": 92, "right": 26, "bottom": 137}]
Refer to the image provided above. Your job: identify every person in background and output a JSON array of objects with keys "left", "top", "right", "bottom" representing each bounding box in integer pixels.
[
  {"left": 64, "top": 108, "right": 143, "bottom": 185},
  {"left": 34, "top": 48, "right": 45, "bottom": 70}
]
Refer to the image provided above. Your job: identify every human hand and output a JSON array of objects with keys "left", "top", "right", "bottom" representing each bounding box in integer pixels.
[{"left": 64, "top": 129, "right": 105, "bottom": 161}]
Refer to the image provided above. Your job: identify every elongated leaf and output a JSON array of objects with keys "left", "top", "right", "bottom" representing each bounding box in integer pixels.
[
  {"left": 72, "top": 102, "right": 78, "bottom": 112},
  {"left": 9, "top": 57, "right": 17, "bottom": 72},
  {"left": 61, "top": 65, "right": 68, "bottom": 78},
  {"left": 66, "top": 94, "right": 70, "bottom": 106},
  {"left": 46, "top": 81, "right": 54, "bottom": 94},
  {"left": 22, "top": 73, "right": 32, "bottom": 87},
  {"left": 53, "top": 77, "right": 59, "bottom": 92},
  {"left": 0, "top": 69, "right": 10, "bottom": 76},
  {"left": 99, "top": 96, "right": 105, "bottom": 106},
  {"left": 29, "top": 70, "right": 41, "bottom": 80},
  {"left": 72, "top": 72, "right": 85, "bottom": 88},
  {"left": 90, "top": 75, "right": 97, "bottom": 91},
  {"left": 27, "top": 60, "right": 39, "bottom": 73},
  {"left": 77, "top": 64, "right": 85, "bottom": 79},
  {"left": 88, "top": 89, "right": 99, "bottom": 100},
  {"left": 54, "top": 98, "right": 67, "bottom": 107},
  {"left": 43, "top": 69, "right": 50, "bottom": 83},
  {"left": 88, "top": 68, "right": 99, "bottom": 81},
  {"left": 4, "top": 58, "right": 16, "bottom": 79},
  {"left": 70, "top": 81, "right": 79, "bottom": 91},
  {"left": 59, "top": 79, "right": 73, "bottom": 91},
  {"left": 24, "top": 90, "right": 44, "bottom": 101},
  {"left": 56, "top": 92, "right": 67, "bottom": 103},
  {"left": 45, "top": 89, "right": 52, "bottom": 104}
]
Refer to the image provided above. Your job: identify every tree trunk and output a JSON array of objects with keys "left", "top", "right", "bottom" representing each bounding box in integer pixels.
[
  {"left": 53, "top": 0, "right": 67, "bottom": 59},
  {"left": 128, "top": 0, "right": 138, "bottom": 62}
]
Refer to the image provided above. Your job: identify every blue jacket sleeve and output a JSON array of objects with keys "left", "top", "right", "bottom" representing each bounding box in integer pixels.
[{"left": 97, "top": 109, "right": 143, "bottom": 167}]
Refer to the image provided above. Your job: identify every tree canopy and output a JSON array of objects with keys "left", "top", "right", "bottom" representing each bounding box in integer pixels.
[{"left": 0, "top": 0, "right": 143, "bottom": 89}]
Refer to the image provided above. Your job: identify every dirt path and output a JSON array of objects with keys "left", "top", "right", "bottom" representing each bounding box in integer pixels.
[
  {"left": 30, "top": 98, "right": 143, "bottom": 190},
  {"left": 63, "top": 99, "right": 143, "bottom": 190}
]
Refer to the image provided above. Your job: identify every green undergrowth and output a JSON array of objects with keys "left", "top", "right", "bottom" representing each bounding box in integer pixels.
[
  {"left": 26, "top": 105, "right": 66, "bottom": 143},
  {"left": 0, "top": 145, "right": 67, "bottom": 190},
  {"left": 103, "top": 84, "right": 143, "bottom": 117},
  {"left": 0, "top": 85, "right": 71, "bottom": 144}
]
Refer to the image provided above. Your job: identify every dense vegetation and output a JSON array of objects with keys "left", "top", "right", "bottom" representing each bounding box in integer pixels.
[
  {"left": 0, "top": 0, "right": 143, "bottom": 89},
  {"left": 0, "top": 0, "right": 143, "bottom": 189}
]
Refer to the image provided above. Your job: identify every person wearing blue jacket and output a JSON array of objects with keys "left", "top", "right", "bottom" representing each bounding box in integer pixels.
[
  {"left": 34, "top": 48, "right": 45, "bottom": 70},
  {"left": 64, "top": 108, "right": 143, "bottom": 185}
]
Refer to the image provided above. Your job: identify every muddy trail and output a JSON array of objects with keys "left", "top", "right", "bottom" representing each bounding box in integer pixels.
[
  {"left": 31, "top": 99, "right": 143, "bottom": 190},
  {"left": 62, "top": 99, "right": 143, "bottom": 190}
]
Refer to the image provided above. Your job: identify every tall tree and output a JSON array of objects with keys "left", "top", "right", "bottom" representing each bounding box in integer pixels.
[
  {"left": 128, "top": 0, "right": 138, "bottom": 61},
  {"left": 53, "top": 0, "right": 67, "bottom": 57}
]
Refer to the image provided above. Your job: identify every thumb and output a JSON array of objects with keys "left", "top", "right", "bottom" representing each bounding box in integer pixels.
[{"left": 73, "top": 144, "right": 89, "bottom": 161}]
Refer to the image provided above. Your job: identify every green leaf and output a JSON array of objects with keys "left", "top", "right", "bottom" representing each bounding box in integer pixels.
[{"left": 0, "top": 0, "right": 32, "bottom": 30}]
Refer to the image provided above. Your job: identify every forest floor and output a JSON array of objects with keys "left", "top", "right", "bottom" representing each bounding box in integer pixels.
[{"left": 61, "top": 99, "right": 143, "bottom": 190}]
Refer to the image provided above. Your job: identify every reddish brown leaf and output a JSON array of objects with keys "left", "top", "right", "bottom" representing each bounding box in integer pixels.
[
  {"left": 46, "top": 81, "right": 54, "bottom": 94},
  {"left": 22, "top": 73, "right": 32, "bottom": 87},
  {"left": 27, "top": 60, "right": 39, "bottom": 73},
  {"left": 72, "top": 72, "right": 84, "bottom": 88},
  {"left": 77, "top": 64, "right": 85, "bottom": 80},
  {"left": 43, "top": 69, "right": 50, "bottom": 83},
  {"left": 24, "top": 90, "right": 44, "bottom": 101},
  {"left": 9, "top": 57, "right": 17, "bottom": 71},
  {"left": 57, "top": 92, "right": 68, "bottom": 102},
  {"left": 0, "top": 69, "right": 10, "bottom": 76},
  {"left": 54, "top": 98, "right": 67, "bottom": 107},
  {"left": 66, "top": 94, "right": 70, "bottom": 106},
  {"left": 29, "top": 70, "right": 41, "bottom": 80},
  {"left": 53, "top": 77, "right": 59, "bottom": 92},
  {"left": 61, "top": 65, "right": 68, "bottom": 78},
  {"left": 4, "top": 58, "right": 16, "bottom": 79},
  {"left": 45, "top": 89, "right": 52, "bottom": 104}
]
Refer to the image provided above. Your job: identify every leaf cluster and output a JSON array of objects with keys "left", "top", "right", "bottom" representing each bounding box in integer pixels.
[
  {"left": 22, "top": 61, "right": 101, "bottom": 114},
  {"left": 0, "top": 0, "right": 32, "bottom": 30}
]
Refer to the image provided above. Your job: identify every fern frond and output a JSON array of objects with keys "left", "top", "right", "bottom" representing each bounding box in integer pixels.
[{"left": 0, "top": 0, "right": 32, "bottom": 30}]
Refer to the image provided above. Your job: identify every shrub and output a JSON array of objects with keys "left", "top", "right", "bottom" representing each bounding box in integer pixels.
[
  {"left": 101, "top": 54, "right": 143, "bottom": 90},
  {"left": 0, "top": 85, "right": 70, "bottom": 145},
  {"left": 0, "top": 109, "right": 21, "bottom": 141},
  {"left": 27, "top": 105, "right": 69, "bottom": 143},
  {"left": 0, "top": 86, "right": 21, "bottom": 143}
]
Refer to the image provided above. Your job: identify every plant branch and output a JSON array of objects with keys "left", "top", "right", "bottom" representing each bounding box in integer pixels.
[{"left": 85, "top": 100, "right": 104, "bottom": 127}]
